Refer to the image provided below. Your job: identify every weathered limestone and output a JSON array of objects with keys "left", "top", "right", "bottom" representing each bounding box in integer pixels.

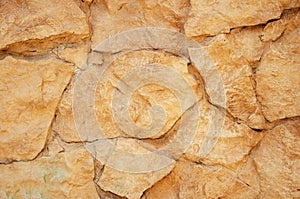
[
  {"left": 252, "top": 120, "right": 300, "bottom": 198},
  {"left": 97, "top": 139, "right": 175, "bottom": 199},
  {"left": 185, "top": 105, "right": 264, "bottom": 169},
  {"left": 0, "top": 0, "right": 299, "bottom": 198},
  {"left": 184, "top": 0, "right": 300, "bottom": 37},
  {"left": 94, "top": 51, "right": 200, "bottom": 139},
  {"left": 90, "top": 0, "right": 189, "bottom": 49},
  {"left": 0, "top": 149, "right": 98, "bottom": 198},
  {"left": 53, "top": 44, "right": 90, "bottom": 69},
  {"left": 203, "top": 27, "right": 266, "bottom": 129},
  {"left": 144, "top": 158, "right": 260, "bottom": 198},
  {"left": 52, "top": 83, "right": 82, "bottom": 142},
  {"left": 256, "top": 10, "right": 300, "bottom": 121},
  {"left": 0, "top": 0, "right": 89, "bottom": 54},
  {"left": 0, "top": 56, "right": 73, "bottom": 162}
]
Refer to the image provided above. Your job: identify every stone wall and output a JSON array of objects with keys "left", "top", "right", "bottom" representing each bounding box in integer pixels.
[{"left": 0, "top": 0, "right": 299, "bottom": 198}]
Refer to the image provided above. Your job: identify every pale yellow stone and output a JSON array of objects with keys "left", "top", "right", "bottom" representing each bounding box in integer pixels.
[
  {"left": 262, "top": 20, "right": 287, "bottom": 42},
  {"left": 252, "top": 120, "right": 300, "bottom": 198},
  {"left": 1, "top": 1, "right": 300, "bottom": 198},
  {"left": 185, "top": 105, "right": 264, "bottom": 168},
  {"left": 90, "top": 0, "right": 189, "bottom": 48},
  {"left": 53, "top": 84, "right": 82, "bottom": 142},
  {"left": 54, "top": 44, "right": 90, "bottom": 69},
  {"left": 184, "top": 0, "right": 300, "bottom": 37},
  {"left": 0, "top": 0, "right": 89, "bottom": 53},
  {"left": 262, "top": 9, "right": 300, "bottom": 42},
  {"left": 54, "top": 50, "right": 201, "bottom": 142},
  {"left": 145, "top": 159, "right": 260, "bottom": 198},
  {"left": 47, "top": 138, "right": 64, "bottom": 156},
  {"left": 0, "top": 149, "right": 98, "bottom": 199},
  {"left": 143, "top": 172, "right": 179, "bottom": 199},
  {"left": 96, "top": 140, "right": 175, "bottom": 199},
  {"left": 95, "top": 50, "right": 200, "bottom": 139},
  {"left": 0, "top": 56, "right": 74, "bottom": 162},
  {"left": 99, "top": 163, "right": 174, "bottom": 199},
  {"left": 202, "top": 27, "right": 266, "bottom": 129},
  {"left": 257, "top": 29, "right": 300, "bottom": 121}
]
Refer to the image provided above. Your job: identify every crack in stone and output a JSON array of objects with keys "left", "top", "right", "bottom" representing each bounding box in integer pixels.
[
  {"left": 250, "top": 59, "right": 269, "bottom": 123},
  {"left": 77, "top": 0, "right": 94, "bottom": 53},
  {"left": 188, "top": 61, "right": 263, "bottom": 132},
  {"left": 140, "top": 167, "right": 175, "bottom": 198},
  {"left": 1, "top": 33, "right": 89, "bottom": 56},
  {"left": 1, "top": 3, "right": 298, "bottom": 198},
  {"left": 0, "top": 65, "right": 74, "bottom": 164},
  {"left": 181, "top": 0, "right": 192, "bottom": 34},
  {"left": 95, "top": 182, "right": 126, "bottom": 199}
]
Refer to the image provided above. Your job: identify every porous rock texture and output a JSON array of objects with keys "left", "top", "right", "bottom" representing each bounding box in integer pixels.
[{"left": 0, "top": 0, "right": 299, "bottom": 199}]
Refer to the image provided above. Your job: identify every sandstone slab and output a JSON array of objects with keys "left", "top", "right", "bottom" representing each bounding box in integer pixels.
[
  {"left": 94, "top": 50, "right": 200, "bottom": 139},
  {"left": 55, "top": 50, "right": 201, "bottom": 142},
  {"left": 202, "top": 27, "right": 266, "bottom": 129},
  {"left": 0, "top": 149, "right": 98, "bottom": 199},
  {"left": 261, "top": 9, "right": 299, "bottom": 42},
  {"left": 0, "top": 0, "right": 89, "bottom": 54},
  {"left": 53, "top": 82, "right": 82, "bottom": 142},
  {"left": 184, "top": 0, "right": 300, "bottom": 37},
  {"left": 97, "top": 139, "right": 175, "bottom": 199},
  {"left": 252, "top": 120, "right": 300, "bottom": 198},
  {"left": 90, "top": 0, "right": 189, "bottom": 49},
  {"left": 144, "top": 159, "right": 260, "bottom": 198},
  {"left": 185, "top": 105, "right": 264, "bottom": 169},
  {"left": 257, "top": 11, "right": 300, "bottom": 121},
  {"left": 0, "top": 56, "right": 73, "bottom": 162}
]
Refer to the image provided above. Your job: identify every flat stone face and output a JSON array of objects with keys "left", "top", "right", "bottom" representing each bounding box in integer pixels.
[
  {"left": 0, "top": 0, "right": 89, "bottom": 53},
  {"left": 0, "top": 149, "right": 98, "bottom": 198},
  {"left": 184, "top": 0, "right": 300, "bottom": 37},
  {"left": 144, "top": 159, "right": 260, "bottom": 198},
  {"left": 252, "top": 120, "right": 300, "bottom": 198},
  {"left": 53, "top": 83, "right": 82, "bottom": 142},
  {"left": 98, "top": 139, "right": 175, "bottom": 199},
  {"left": 94, "top": 51, "right": 200, "bottom": 139},
  {"left": 256, "top": 11, "right": 300, "bottom": 122},
  {"left": 202, "top": 27, "right": 266, "bottom": 129},
  {"left": 53, "top": 50, "right": 202, "bottom": 142},
  {"left": 90, "top": 0, "right": 189, "bottom": 49},
  {"left": 0, "top": 56, "right": 73, "bottom": 162},
  {"left": 185, "top": 105, "right": 264, "bottom": 168}
]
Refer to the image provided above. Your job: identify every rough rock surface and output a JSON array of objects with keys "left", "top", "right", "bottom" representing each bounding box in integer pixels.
[
  {"left": 0, "top": 0, "right": 89, "bottom": 54},
  {"left": 185, "top": 105, "right": 264, "bottom": 168},
  {"left": 144, "top": 158, "right": 261, "bottom": 198},
  {"left": 203, "top": 26, "right": 266, "bottom": 129},
  {"left": 53, "top": 82, "right": 82, "bottom": 142},
  {"left": 0, "top": 149, "right": 98, "bottom": 198},
  {"left": 98, "top": 156, "right": 174, "bottom": 199},
  {"left": 0, "top": 56, "right": 73, "bottom": 162},
  {"left": 94, "top": 50, "right": 200, "bottom": 139},
  {"left": 256, "top": 10, "right": 300, "bottom": 122},
  {"left": 252, "top": 120, "right": 300, "bottom": 198},
  {"left": 184, "top": 0, "right": 300, "bottom": 37},
  {"left": 0, "top": 0, "right": 299, "bottom": 199},
  {"left": 90, "top": 0, "right": 189, "bottom": 48}
]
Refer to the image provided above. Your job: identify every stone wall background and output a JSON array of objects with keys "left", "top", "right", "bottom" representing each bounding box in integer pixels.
[{"left": 0, "top": 0, "right": 299, "bottom": 198}]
